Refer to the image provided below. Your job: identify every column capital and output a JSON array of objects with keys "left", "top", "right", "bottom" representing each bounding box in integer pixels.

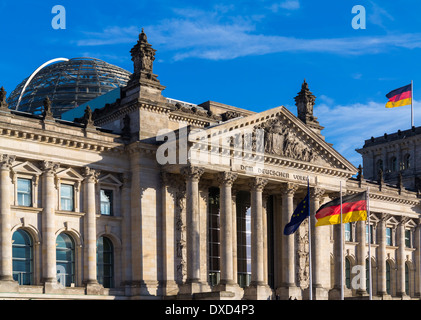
[
  {"left": 280, "top": 182, "right": 298, "bottom": 196},
  {"left": 41, "top": 160, "right": 60, "bottom": 174},
  {"left": 378, "top": 212, "right": 390, "bottom": 223},
  {"left": 83, "top": 167, "right": 100, "bottom": 183},
  {"left": 181, "top": 165, "right": 204, "bottom": 182},
  {"left": 217, "top": 171, "right": 238, "bottom": 187},
  {"left": 0, "top": 154, "right": 15, "bottom": 170},
  {"left": 249, "top": 177, "right": 268, "bottom": 192},
  {"left": 310, "top": 187, "right": 325, "bottom": 200}
]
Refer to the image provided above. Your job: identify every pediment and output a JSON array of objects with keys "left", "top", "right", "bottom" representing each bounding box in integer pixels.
[
  {"left": 386, "top": 216, "right": 399, "bottom": 226},
  {"left": 56, "top": 167, "right": 84, "bottom": 181},
  {"left": 98, "top": 173, "right": 122, "bottom": 186},
  {"left": 406, "top": 219, "right": 418, "bottom": 229},
  {"left": 189, "top": 105, "right": 357, "bottom": 177},
  {"left": 12, "top": 161, "right": 42, "bottom": 175}
]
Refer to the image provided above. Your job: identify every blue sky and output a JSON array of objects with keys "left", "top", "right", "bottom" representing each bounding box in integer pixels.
[{"left": 1, "top": 0, "right": 421, "bottom": 166}]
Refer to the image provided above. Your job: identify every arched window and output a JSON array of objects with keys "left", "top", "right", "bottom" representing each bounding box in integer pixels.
[
  {"left": 345, "top": 258, "right": 351, "bottom": 289},
  {"left": 97, "top": 236, "right": 114, "bottom": 288},
  {"left": 56, "top": 233, "right": 75, "bottom": 287},
  {"left": 12, "top": 229, "right": 33, "bottom": 285},
  {"left": 386, "top": 261, "right": 391, "bottom": 295}
]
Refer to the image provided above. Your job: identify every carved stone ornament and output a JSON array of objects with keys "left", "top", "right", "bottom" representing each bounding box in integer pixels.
[
  {"left": 249, "top": 177, "right": 268, "bottom": 192},
  {"left": 256, "top": 117, "right": 317, "bottom": 162},
  {"left": 0, "top": 154, "right": 16, "bottom": 170},
  {"left": 41, "top": 160, "right": 60, "bottom": 174},
  {"left": 0, "top": 87, "right": 8, "bottom": 109},
  {"left": 43, "top": 96, "right": 54, "bottom": 119},
  {"left": 217, "top": 171, "right": 238, "bottom": 187},
  {"left": 84, "top": 167, "right": 100, "bottom": 182},
  {"left": 181, "top": 166, "right": 204, "bottom": 182},
  {"left": 83, "top": 106, "right": 95, "bottom": 127},
  {"left": 281, "top": 182, "right": 298, "bottom": 196}
]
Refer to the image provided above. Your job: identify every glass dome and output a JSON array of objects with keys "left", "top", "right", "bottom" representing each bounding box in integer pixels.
[{"left": 7, "top": 57, "right": 131, "bottom": 118}]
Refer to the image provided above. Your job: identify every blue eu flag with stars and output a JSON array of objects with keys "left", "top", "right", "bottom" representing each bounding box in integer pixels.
[{"left": 283, "top": 184, "right": 310, "bottom": 235}]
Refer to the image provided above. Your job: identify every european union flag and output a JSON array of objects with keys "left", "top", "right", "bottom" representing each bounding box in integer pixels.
[{"left": 283, "top": 186, "right": 310, "bottom": 235}]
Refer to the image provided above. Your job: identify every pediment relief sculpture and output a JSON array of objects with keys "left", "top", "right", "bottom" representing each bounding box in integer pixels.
[{"left": 256, "top": 118, "right": 317, "bottom": 163}]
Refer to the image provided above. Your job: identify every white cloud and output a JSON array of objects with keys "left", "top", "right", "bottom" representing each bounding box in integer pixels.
[
  {"left": 75, "top": 9, "right": 421, "bottom": 61},
  {"left": 314, "top": 100, "right": 417, "bottom": 166},
  {"left": 279, "top": 0, "right": 300, "bottom": 10},
  {"left": 269, "top": 0, "right": 300, "bottom": 12},
  {"left": 368, "top": 1, "right": 394, "bottom": 29}
]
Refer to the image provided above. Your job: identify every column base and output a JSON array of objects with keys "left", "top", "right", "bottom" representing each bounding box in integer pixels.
[
  {"left": 0, "top": 278, "right": 18, "bottom": 293},
  {"left": 160, "top": 280, "right": 179, "bottom": 297},
  {"left": 177, "top": 280, "right": 211, "bottom": 299},
  {"left": 376, "top": 292, "right": 393, "bottom": 300},
  {"left": 125, "top": 280, "right": 160, "bottom": 298},
  {"left": 85, "top": 281, "right": 104, "bottom": 295},
  {"left": 212, "top": 281, "right": 244, "bottom": 300},
  {"left": 328, "top": 286, "right": 353, "bottom": 300},
  {"left": 302, "top": 286, "right": 329, "bottom": 300},
  {"left": 43, "top": 279, "right": 65, "bottom": 294},
  {"left": 276, "top": 285, "right": 301, "bottom": 300},
  {"left": 244, "top": 282, "right": 273, "bottom": 300},
  {"left": 396, "top": 292, "right": 411, "bottom": 300}
]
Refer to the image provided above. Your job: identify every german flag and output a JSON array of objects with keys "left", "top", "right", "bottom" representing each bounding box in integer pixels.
[
  {"left": 315, "top": 191, "right": 367, "bottom": 227},
  {"left": 385, "top": 83, "right": 412, "bottom": 108}
]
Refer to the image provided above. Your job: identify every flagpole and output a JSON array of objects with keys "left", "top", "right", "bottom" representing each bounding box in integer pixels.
[
  {"left": 411, "top": 80, "right": 414, "bottom": 128},
  {"left": 340, "top": 181, "right": 344, "bottom": 300},
  {"left": 308, "top": 177, "right": 312, "bottom": 300},
  {"left": 367, "top": 187, "right": 373, "bottom": 300}
]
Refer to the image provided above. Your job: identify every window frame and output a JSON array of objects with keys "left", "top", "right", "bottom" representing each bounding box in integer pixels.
[
  {"left": 60, "top": 183, "right": 75, "bottom": 212},
  {"left": 100, "top": 189, "right": 114, "bottom": 216},
  {"left": 16, "top": 178, "right": 33, "bottom": 207}
]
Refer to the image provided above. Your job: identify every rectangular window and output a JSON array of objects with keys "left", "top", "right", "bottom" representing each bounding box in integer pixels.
[
  {"left": 386, "top": 227, "right": 392, "bottom": 246},
  {"left": 60, "top": 184, "right": 74, "bottom": 211},
  {"left": 405, "top": 230, "right": 411, "bottom": 248},
  {"left": 366, "top": 225, "right": 373, "bottom": 244},
  {"left": 100, "top": 189, "right": 113, "bottom": 216},
  {"left": 345, "top": 223, "right": 352, "bottom": 242},
  {"left": 17, "top": 178, "right": 32, "bottom": 207}
]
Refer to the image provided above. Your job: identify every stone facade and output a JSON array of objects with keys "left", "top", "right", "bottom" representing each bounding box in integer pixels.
[{"left": 0, "top": 30, "right": 420, "bottom": 300}]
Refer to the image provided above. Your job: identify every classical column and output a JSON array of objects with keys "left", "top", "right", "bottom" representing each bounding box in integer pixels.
[
  {"left": 377, "top": 213, "right": 388, "bottom": 296},
  {"left": 121, "top": 173, "right": 132, "bottom": 289},
  {"left": 262, "top": 192, "right": 269, "bottom": 285},
  {"left": 215, "top": 172, "right": 238, "bottom": 290},
  {"left": 355, "top": 218, "right": 367, "bottom": 295},
  {"left": 83, "top": 167, "right": 101, "bottom": 293},
  {"left": 160, "top": 172, "right": 178, "bottom": 295},
  {"left": 179, "top": 165, "right": 206, "bottom": 295},
  {"left": 310, "top": 187, "right": 329, "bottom": 299},
  {"left": 244, "top": 177, "right": 271, "bottom": 300},
  {"left": 231, "top": 188, "right": 238, "bottom": 284},
  {"left": 0, "top": 155, "right": 16, "bottom": 288},
  {"left": 415, "top": 220, "right": 421, "bottom": 297},
  {"left": 41, "top": 161, "right": 60, "bottom": 289},
  {"left": 397, "top": 218, "right": 407, "bottom": 297},
  {"left": 277, "top": 182, "right": 300, "bottom": 299}
]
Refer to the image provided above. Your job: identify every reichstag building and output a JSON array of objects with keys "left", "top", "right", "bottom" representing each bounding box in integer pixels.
[{"left": 0, "top": 29, "right": 419, "bottom": 300}]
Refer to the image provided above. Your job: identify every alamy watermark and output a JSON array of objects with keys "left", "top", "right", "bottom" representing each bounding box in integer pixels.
[
  {"left": 352, "top": 5, "right": 366, "bottom": 30},
  {"left": 51, "top": 5, "right": 66, "bottom": 30}
]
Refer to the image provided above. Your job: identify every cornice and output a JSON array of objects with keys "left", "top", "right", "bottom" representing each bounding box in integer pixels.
[{"left": 0, "top": 120, "right": 125, "bottom": 154}]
